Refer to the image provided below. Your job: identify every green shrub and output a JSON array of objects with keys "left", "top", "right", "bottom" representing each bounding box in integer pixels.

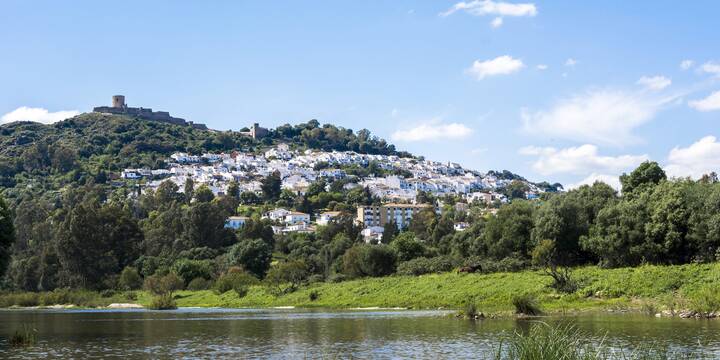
[
  {"left": 512, "top": 294, "right": 541, "bottom": 316},
  {"left": 100, "top": 289, "right": 116, "bottom": 298},
  {"left": 148, "top": 293, "right": 177, "bottom": 310},
  {"left": 171, "top": 259, "right": 214, "bottom": 285},
  {"left": 187, "top": 277, "right": 212, "bottom": 291},
  {"left": 213, "top": 271, "right": 258, "bottom": 297},
  {"left": 341, "top": 244, "right": 396, "bottom": 278},
  {"left": 119, "top": 266, "right": 143, "bottom": 290},
  {"left": 265, "top": 260, "right": 308, "bottom": 295},
  {"left": 397, "top": 256, "right": 454, "bottom": 276},
  {"left": 144, "top": 273, "right": 184, "bottom": 296},
  {"left": 309, "top": 290, "right": 319, "bottom": 301}
]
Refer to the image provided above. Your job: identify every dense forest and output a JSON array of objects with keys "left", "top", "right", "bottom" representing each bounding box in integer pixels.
[{"left": 1, "top": 114, "right": 719, "bottom": 304}]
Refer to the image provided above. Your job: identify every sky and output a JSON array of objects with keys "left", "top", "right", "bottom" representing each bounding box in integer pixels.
[{"left": 1, "top": 0, "right": 719, "bottom": 189}]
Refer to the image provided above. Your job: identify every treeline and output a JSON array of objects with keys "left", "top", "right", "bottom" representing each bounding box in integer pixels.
[{"left": 1, "top": 159, "right": 719, "bottom": 296}]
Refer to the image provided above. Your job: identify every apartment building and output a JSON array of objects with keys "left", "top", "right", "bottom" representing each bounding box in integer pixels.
[{"left": 356, "top": 203, "right": 432, "bottom": 229}]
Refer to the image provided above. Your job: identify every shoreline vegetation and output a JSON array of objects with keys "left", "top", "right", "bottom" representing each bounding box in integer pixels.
[{"left": 2, "top": 263, "right": 719, "bottom": 318}]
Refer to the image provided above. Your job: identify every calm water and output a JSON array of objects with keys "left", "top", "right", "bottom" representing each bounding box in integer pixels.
[{"left": 1, "top": 308, "right": 719, "bottom": 359}]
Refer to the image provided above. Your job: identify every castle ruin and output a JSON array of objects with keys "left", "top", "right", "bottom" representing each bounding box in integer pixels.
[{"left": 93, "top": 95, "right": 207, "bottom": 130}]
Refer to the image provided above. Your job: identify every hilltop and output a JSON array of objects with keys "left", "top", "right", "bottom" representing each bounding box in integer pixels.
[{"left": 0, "top": 113, "right": 547, "bottom": 203}]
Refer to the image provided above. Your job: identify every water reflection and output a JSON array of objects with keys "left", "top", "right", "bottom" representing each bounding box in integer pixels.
[{"left": 0, "top": 309, "right": 718, "bottom": 359}]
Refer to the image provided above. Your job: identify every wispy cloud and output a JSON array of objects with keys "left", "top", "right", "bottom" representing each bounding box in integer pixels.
[
  {"left": 688, "top": 90, "right": 720, "bottom": 111},
  {"left": 467, "top": 55, "right": 524, "bottom": 80},
  {"left": 536, "top": 64, "right": 548, "bottom": 70},
  {"left": 680, "top": 59, "right": 694, "bottom": 70},
  {"left": 522, "top": 88, "right": 678, "bottom": 146},
  {"left": 564, "top": 58, "right": 577, "bottom": 67},
  {"left": 637, "top": 75, "right": 671, "bottom": 91},
  {"left": 391, "top": 121, "right": 473, "bottom": 142},
  {"left": 700, "top": 61, "right": 720, "bottom": 77},
  {"left": 1, "top": 106, "right": 80, "bottom": 125},
  {"left": 519, "top": 144, "right": 648, "bottom": 176},
  {"left": 440, "top": 0, "right": 536, "bottom": 27}
]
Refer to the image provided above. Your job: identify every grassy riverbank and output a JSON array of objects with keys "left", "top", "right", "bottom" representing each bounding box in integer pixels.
[{"left": 3, "top": 263, "right": 720, "bottom": 315}]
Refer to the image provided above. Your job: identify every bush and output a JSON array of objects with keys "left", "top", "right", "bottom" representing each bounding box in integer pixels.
[
  {"left": 342, "top": 244, "right": 396, "bottom": 278},
  {"left": 512, "top": 294, "right": 541, "bottom": 316},
  {"left": 479, "top": 257, "right": 528, "bottom": 274},
  {"left": 171, "top": 259, "right": 214, "bottom": 285},
  {"left": 148, "top": 293, "right": 177, "bottom": 310},
  {"left": 390, "top": 232, "right": 426, "bottom": 262},
  {"left": 119, "top": 267, "right": 143, "bottom": 290},
  {"left": 265, "top": 260, "right": 308, "bottom": 295},
  {"left": 309, "top": 290, "right": 319, "bottom": 301},
  {"left": 187, "top": 277, "right": 213, "bottom": 291},
  {"left": 226, "top": 239, "right": 272, "bottom": 279},
  {"left": 213, "top": 271, "right": 259, "bottom": 297},
  {"left": 396, "top": 256, "right": 454, "bottom": 276},
  {"left": 144, "top": 273, "right": 184, "bottom": 296},
  {"left": 100, "top": 289, "right": 116, "bottom": 298}
]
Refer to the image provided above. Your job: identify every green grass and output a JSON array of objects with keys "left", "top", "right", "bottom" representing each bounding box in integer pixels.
[{"left": 3, "top": 263, "right": 720, "bottom": 314}]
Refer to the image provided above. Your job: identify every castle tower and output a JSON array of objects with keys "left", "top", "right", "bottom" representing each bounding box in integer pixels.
[{"left": 112, "top": 95, "right": 126, "bottom": 108}]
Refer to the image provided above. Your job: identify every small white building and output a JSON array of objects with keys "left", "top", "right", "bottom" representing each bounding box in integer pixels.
[
  {"left": 361, "top": 226, "right": 384, "bottom": 243},
  {"left": 317, "top": 211, "right": 342, "bottom": 226},
  {"left": 263, "top": 208, "right": 290, "bottom": 221},
  {"left": 454, "top": 222, "right": 470, "bottom": 231},
  {"left": 285, "top": 211, "right": 310, "bottom": 225}
]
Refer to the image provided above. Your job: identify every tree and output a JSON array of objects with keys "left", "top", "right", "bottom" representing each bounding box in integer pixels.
[
  {"left": 0, "top": 194, "right": 15, "bottom": 279},
  {"left": 483, "top": 200, "right": 535, "bottom": 261},
  {"left": 390, "top": 232, "right": 426, "bottom": 262},
  {"left": 531, "top": 239, "right": 575, "bottom": 293},
  {"left": 381, "top": 221, "right": 398, "bottom": 244},
  {"left": 264, "top": 260, "right": 308, "bottom": 294},
  {"left": 227, "top": 239, "right": 272, "bottom": 278},
  {"left": 227, "top": 181, "right": 240, "bottom": 199},
  {"left": 341, "top": 244, "right": 396, "bottom": 278},
  {"left": 620, "top": 161, "right": 666, "bottom": 195},
  {"left": 182, "top": 202, "right": 235, "bottom": 249},
  {"left": 504, "top": 180, "right": 530, "bottom": 200},
  {"left": 184, "top": 178, "right": 195, "bottom": 205},
  {"left": 56, "top": 200, "right": 143, "bottom": 289},
  {"left": 119, "top": 266, "right": 143, "bottom": 290},
  {"left": 194, "top": 185, "right": 215, "bottom": 203},
  {"left": 261, "top": 171, "right": 282, "bottom": 202}
]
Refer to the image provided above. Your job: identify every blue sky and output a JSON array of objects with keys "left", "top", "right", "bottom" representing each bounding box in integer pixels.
[{"left": 1, "top": 1, "right": 719, "bottom": 188}]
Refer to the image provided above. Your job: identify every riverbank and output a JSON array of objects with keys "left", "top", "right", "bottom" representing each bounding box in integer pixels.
[{"left": 2, "top": 263, "right": 720, "bottom": 315}]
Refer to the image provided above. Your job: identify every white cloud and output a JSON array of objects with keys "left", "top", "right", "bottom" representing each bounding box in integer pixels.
[
  {"left": 680, "top": 60, "right": 694, "bottom": 70},
  {"left": 700, "top": 61, "right": 720, "bottom": 77},
  {"left": 471, "top": 147, "right": 488, "bottom": 154},
  {"left": 636, "top": 75, "right": 671, "bottom": 91},
  {"left": 519, "top": 144, "right": 648, "bottom": 176},
  {"left": 467, "top": 55, "right": 524, "bottom": 80},
  {"left": 689, "top": 91, "right": 720, "bottom": 112},
  {"left": 566, "top": 173, "right": 622, "bottom": 191},
  {"left": 522, "top": 89, "right": 676, "bottom": 146},
  {"left": 1, "top": 106, "right": 80, "bottom": 125},
  {"left": 536, "top": 64, "right": 548, "bottom": 70},
  {"left": 391, "top": 122, "right": 473, "bottom": 142},
  {"left": 490, "top": 16, "right": 503, "bottom": 28},
  {"left": 564, "top": 58, "right": 577, "bottom": 67},
  {"left": 391, "top": 108, "right": 400, "bottom": 117},
  {"left": 441, "top": 0, "right": 537, "bottom": 17},
  {"left": 665, "top": 136, "right": 720, "bottom": 179}
]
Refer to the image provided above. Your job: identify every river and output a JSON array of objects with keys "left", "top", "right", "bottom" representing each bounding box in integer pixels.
[{"left": 1, "top": 308, "right": 719, "bottom": 358}]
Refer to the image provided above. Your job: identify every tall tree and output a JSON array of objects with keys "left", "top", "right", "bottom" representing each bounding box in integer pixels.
[
  {"left": 261, "top": 171, "right": 282, "bottom": 203},
  {"left": 0, "top": 194, "right": 15, "bottom": 279}
]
